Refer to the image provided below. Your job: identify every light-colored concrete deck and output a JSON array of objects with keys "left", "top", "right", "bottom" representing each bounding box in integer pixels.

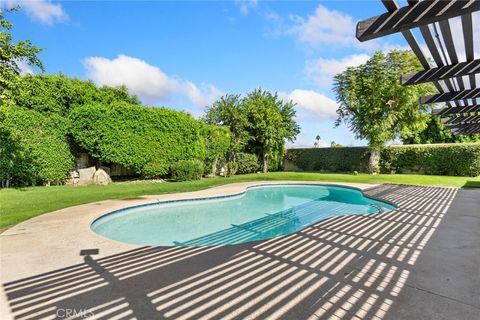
[{"left": 0, "top": 181, "right": 479, "bottom": 319}]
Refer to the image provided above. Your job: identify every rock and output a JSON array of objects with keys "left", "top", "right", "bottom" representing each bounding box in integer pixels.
[
  {"left": 100, "top": 166, "right": 111, "bottom": 175},
  {"left": 78, "top": 166, "right": 96, "bottom": 185},
  {"left": 93, "top": 168, "right": 112, "bottom": 185},
  {"left": 67, "top": 170, "right": 80, "bottom": 185}
]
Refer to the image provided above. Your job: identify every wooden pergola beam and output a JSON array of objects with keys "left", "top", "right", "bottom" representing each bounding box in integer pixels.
[
  {"left": 356, "top": 0, "right": 480, "bottom": 42},
  {"left": 446, "top": 123, "right": 480, "bottom": 135},
  {"left": 420, "top": 88, "right": 480, "bottom": 104},
  {"left": 443, "top": 114, "right": 480, "bottom": 125},
  {"left": 433, "top": 104, "right": 480, "bottom": 116},
  {"left": 401, "top": 59, "right": 480, "bottom": 86}
]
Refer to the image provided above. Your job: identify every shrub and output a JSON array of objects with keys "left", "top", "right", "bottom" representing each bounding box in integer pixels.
[
  {"left": 170, "top": 160, "right": 204, "bottom": 181},
  {"left": 284, "top": 143, "right": 480, "bottom": 177},
  {"left": 0, "top": 107, "right": 74, "bottom": 187},
  {"left": 236, "top": 153, "right": 260, "bottom": 174},
  {"left": 70, "top": 102, "right": 205, "bottom": 178},
  {"left": 225, "top": 162, "right": 239, "bottom": 177},
  {"left": 380, "top": 144, "right": 480, "bottom": 177}
]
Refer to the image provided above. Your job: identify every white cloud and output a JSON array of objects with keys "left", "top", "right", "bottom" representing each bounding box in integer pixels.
[
  {"left": 234, "top": 0, "right": 258, "bottom": 15},
  {"left": 183, "top": 82, "right": 224, "bottom": 108},
  {"left": 3, "top": 0, "right": 68, "bottom": 25},
  {"left": 287, "top": 5, "right": 379, "bottom": 51},
  {"left": 305, "top": 54, "right": 370, "bottom": 88},
  {"left": 16, "top": 60, "right": 33, "bottom": 75},
  {"left": 83, "top": 54, "right": 223, "bottom": 108},
  {"left": 381, "top": 43, "right": 411, "bottom": 53},
  {"left": 448, "top": 12, "right": 480, "bottom": 62},
  {"left": 281, "top": 89, "right": 338, "bottom": 121},
  {"left": 274, "top": 4, "right": 411, "bottom": 53}
]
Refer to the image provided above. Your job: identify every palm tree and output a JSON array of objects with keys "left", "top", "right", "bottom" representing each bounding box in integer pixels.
[{"left": 313, "top": 135, "right": 321, "bottom": 148}]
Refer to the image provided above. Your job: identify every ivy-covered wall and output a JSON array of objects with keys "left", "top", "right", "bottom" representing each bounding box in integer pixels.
[
  {"left": 0, "top": 107, "right": 74, "bottom": 187},
  {"left": 284, "top": 143, "right": 480, "bottom": 177},
  {"left": 70, "top": 102, "right": 207, "bottom": 178},
  {"left": 1, "top": 74, "right": 232, "bottom": 186}
]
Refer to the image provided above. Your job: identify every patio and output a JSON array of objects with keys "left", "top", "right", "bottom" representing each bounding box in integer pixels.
[{"left": 1, "top": 183, "right": 479, "bottom": 319}]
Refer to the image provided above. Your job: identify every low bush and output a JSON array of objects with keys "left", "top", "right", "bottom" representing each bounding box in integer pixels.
[
  {"left": 170, "top": 160, "right": 204, "bottom": 181},
  {"left": 225, "top": 161, "right": 239, "bottom": 177},
  {"left": 236, "top": 153, "right": 260, "bottom": 174},
  {"left": 284, "top": 143, "right": 480, "bottom": 177}
]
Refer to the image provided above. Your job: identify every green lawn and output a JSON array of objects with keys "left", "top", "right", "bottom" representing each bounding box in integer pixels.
[{"left": 1, "top": 172, "right": 479, "bottom": 230}]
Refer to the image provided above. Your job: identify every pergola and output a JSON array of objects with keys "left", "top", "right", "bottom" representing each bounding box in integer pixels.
[{"left": 356, "top": 0, "right": 480, "bottom": 135}]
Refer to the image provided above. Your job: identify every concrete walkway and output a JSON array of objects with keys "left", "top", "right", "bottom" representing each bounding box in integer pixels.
[{"left": 0, "top": 182, "right": 479, "bottom": 319}]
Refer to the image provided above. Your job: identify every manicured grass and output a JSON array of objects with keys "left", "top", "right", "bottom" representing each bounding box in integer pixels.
[{"left": 1, "top": 172, "right": 479, "bottom": 230}]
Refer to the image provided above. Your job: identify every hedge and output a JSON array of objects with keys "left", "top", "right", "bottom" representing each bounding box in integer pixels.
[
  {"left": 380, "top": 144, "right": 480, "bottom": 176},
  {"left": 70, "top": 102, "right": 206, "bottom": 178},
  {"left": 284, "top": 147, "right": 370, "bottom": 173},
  {"left": 0, "top": 107, "right": 74, "bottom": 187},
  {"left": 284, "top": 143, "right": 480, "bottom": 177},
  {"left": 12, "top": 74, "right": 139, "bottom": 115}
]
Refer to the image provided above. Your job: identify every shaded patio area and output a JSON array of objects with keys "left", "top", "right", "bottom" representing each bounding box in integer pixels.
[{"left": 2, "top": 184, "right": 479, "bottom": 319}]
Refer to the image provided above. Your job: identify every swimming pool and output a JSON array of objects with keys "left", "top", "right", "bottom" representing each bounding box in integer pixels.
[{"left": 91, "top": 184, "right": 395, "bottom": 247}]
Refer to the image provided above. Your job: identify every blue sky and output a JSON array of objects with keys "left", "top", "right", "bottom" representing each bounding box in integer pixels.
[{"left": 7, "top": 0, "right": 414, "bottom": 147}]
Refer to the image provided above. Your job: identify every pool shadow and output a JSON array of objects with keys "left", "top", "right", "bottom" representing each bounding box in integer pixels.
[{"left": 2, "top": 185, "right": 461, "bottom": 319}]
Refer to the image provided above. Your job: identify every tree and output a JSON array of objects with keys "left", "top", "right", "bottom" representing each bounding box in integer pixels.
[
  {"left": 330, "top": 141, "right": 342, "bottom": 148},
  {"left": 201, "top": 124, "right": 231, "bottom": 176},
  {"left": 402, "top": 113, "right": 480, "bottom": 144},
  {"left": 333, "top": 50, "right": 435, "bottom": 173},
  {"left": 314, "top": 135, "right": 321, "bottom": 148},
  {"left": 204, "top": 94, "right": 250, "bottom": 161},
  {"left": 1, "top": 7, "right": 43, "bottom": 105},
  {"left": 243, "top": 89, "right": 300, "bottom": 173}
]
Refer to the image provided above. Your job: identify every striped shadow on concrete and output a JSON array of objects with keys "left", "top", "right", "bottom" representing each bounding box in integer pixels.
[{"left": 2, "top": 185, "right": 479, "bottom": 320}]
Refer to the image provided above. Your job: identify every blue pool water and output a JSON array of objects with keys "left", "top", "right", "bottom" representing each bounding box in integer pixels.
[{"left": 91, "top": 184, "right": 395, "bottom": 247}]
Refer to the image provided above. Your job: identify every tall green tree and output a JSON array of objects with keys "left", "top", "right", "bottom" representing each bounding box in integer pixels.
[
  {"left": 204, "top": 94, "right": 250, "bottom": 160},
  {"left": 243, "top": 89, "right": 300, "bottom": 173},
  {"left": 333, "top": 50, "right": 435, "bottom": 173},
  {"left": 314, "top": 135, "right": 321, "bottom": 148},
  {"left": 402, "top": 113, "right": 480, "bottom": 144},
  {"left": 1, "top": 7, "right": 43, "bottom": 105},
  {"left": 201, "top": 124, "right": 231, "bottom": 176}
]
